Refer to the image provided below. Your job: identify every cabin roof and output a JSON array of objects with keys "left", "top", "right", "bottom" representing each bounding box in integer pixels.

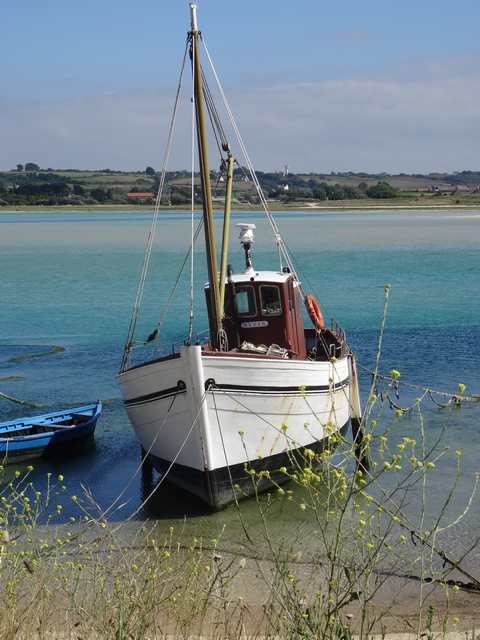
[{"left": 205, "top": 270, "right": 293, "bottom": 288}]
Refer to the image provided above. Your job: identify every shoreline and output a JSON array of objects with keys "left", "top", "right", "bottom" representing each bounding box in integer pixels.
[{"left": 1, "top": 202, "right": 480, "bottom": 214}]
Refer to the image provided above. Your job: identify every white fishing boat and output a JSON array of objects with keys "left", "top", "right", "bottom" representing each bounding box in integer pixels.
[{"left": 118, "top": 4, "right": 362, "bottom": 509}]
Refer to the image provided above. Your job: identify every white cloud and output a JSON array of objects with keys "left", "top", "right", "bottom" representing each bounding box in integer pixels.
[{"left": 1, "top": 54, "right": 479, "bottom": 173}]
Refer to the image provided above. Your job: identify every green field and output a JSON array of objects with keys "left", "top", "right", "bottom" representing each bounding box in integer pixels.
[{"left": 1, "top": 167, "right": 479, "bottom": 210}]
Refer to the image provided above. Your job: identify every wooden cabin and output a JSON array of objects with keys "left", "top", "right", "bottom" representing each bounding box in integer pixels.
[{"left": 205, "top": 269, "right": 345, "bottom": 362}]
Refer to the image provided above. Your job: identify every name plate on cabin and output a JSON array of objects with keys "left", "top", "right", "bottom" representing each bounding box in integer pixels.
[{"left": 241, "top": 321, "right": 269, "bottom": 329}]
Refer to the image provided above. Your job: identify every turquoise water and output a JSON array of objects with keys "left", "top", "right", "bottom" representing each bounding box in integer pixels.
[{"left": 0, "top": 209, "right": 479, "bottom": 551}]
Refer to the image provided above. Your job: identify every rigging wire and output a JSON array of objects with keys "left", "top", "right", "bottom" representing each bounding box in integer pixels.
[
  {"left": 200, "top": 35, "right": 306, "bottom": 298},
  {"left": 201, "top": 66, "right": 230, "bottom": 154},
  {"left": 129, "top": 219, "right": 204, "bottom": 353},
  {"left": 120, "top": 38, "right": 189, "bottom": 372}
]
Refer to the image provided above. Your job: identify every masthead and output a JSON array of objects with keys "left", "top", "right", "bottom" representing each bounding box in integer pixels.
[{"left": 189, "top": 3, "right": 198, "bottom": 32}]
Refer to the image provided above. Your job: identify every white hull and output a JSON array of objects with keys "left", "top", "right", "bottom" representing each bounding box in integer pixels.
[{"left": 118, "top": 346, "right": 352, "bottom": 508}]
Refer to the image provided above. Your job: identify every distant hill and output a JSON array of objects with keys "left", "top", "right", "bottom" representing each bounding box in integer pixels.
[{"left": 1, "top": 167, "right": 479, "bottom": 207}]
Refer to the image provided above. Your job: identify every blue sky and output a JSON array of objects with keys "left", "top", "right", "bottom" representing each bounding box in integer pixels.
[{"left": 1, "top": 0, "right": 479, "bottom": 171}]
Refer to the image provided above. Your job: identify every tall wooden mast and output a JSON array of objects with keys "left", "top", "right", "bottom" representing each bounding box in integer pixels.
[{"left": 190, "top": 3, "right": 222, "bottom": 348}]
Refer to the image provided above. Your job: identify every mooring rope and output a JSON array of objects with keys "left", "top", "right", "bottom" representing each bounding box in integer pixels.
[
  {"left": 99, "top": 394, "right": 178, "bottom": 521},
  {"left": 117, "top": 389, "right": 208, "bottom": 527},
  {"left": 211, "top": 389, "right": 253, "bottom": 542},
  {"left": 0, "top": 390, "right": 44, "bottom": 408},
  {"left": 356, "top": 362, "right": 479, "bottom": 403}
]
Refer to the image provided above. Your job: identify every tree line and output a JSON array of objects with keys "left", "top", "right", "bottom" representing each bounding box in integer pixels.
[{"left": 0, "top": 164, "right": 400, "bottom": 206}]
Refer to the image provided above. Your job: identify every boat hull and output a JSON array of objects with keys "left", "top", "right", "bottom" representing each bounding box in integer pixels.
[
  {"left": 0, "top": 403, "right": 102, "bottom": 465},
  {"left": 119, "top": 346, "right": 352, "bottom": 509},
  {"left": 146, "top": 419, "right": 350, "bottom": 508}
]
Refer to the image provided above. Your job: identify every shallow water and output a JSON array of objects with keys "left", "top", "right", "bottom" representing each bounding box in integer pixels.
[{"left": 0, "top": 209, "right": 479, "bottom": 558}]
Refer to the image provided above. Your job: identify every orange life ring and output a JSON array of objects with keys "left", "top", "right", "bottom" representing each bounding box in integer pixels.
[{"left": 305, "top": 294, "right": 324, "bottom": 331}]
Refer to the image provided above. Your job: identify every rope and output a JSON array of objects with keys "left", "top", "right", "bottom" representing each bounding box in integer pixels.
[
  {"left": 120, "top": 39, "right": 189, "bottom": 372},
  {"left": 127, "top": 219, "right": 204, "bottom": 355},
  {"left": 356, "top": 362, "right": 480, "bottom": 402},
  {"left": 201, "top": 67, "right": 230, "bottom": 154},
  {"left": 211, "top": 389, "right": 253, "bottom": 542},
  {"left": 99, "top": 394, "right": 178, "bottom": 521},
  {"left": 115, "top": 389, "right": 208, "bottom": 527},
  {"left": 200, "top": 35, "right": 305, "bottom": 297},
  {"left": 0, "top": 390, "right": 44, "bottom": 409}
]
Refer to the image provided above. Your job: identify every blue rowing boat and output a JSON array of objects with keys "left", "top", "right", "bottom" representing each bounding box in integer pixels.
[{"left": 0, "top": 402, "right": 102, "bottom": 464}]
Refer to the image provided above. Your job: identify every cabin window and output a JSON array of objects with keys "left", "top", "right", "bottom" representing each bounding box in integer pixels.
[
  {"left": 235, "top": 286, "right": 256, "bottom": 316},
  {"left": 260, "top": 285, "right": 282, "bottom": 316}
]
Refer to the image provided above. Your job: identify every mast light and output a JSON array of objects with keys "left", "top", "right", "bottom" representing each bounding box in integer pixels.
[
  {"left": 237, "top": 223, "right": 256, "bottom": 246},
  {"left": 189, "top": 3, "right": 198, "bottom": 32},
  {"left": 237, "top": 223, "right": 256, "bottom": 270}
]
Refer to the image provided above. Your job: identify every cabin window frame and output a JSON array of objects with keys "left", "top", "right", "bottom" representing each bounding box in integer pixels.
[
  {"left": 259, "top": 284, "right": 283, "bottom": 317},
  {"left": 234, "top": 285, "right": 257, "bottom": 317}
]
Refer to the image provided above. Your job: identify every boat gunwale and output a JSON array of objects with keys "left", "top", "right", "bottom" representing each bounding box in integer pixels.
[{"left": 119, "top": 348, "right": 349, "bottom": 379}]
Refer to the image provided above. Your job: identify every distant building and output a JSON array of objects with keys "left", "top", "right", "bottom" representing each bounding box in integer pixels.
[{"left": 127, "top": 192, "right": 155, "bottom": 199}]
